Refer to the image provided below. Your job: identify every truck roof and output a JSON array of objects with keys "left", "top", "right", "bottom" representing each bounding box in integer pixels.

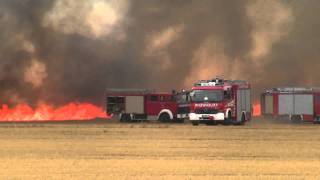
[
  {"left": 192, "top": 78, "right": 250, "bottom": 90},
  {"left": 105, "top": 88, "right": 173, "bottom": 96},
  {"left": 192, "top": 86, "right": 224, "bottom": 90},
  {"left": 263, "top": 87, "right": 320, "bottom": 94}
]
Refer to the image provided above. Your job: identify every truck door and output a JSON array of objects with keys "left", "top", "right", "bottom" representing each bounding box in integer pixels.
[
  {"left": 146, "top": 95, "right": 161, "bottom": 116},
  {"left": 160, "top": 95, "right": 177, "bottom": 114},
  {"left": 176, "top": 92, "right": 191, "bottom": 117}
]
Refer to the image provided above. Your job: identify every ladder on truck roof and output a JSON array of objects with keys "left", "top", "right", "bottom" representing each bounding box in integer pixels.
[
  {"left": 224, "top": 80, "right": 248, "bottom": 85},
  {"left": 266, "top": 87, "right": 320, "bottom": 93},
  {"left": 106, "top": 88, "right": 155, "bottom": 95},
  {"left": 194, "top": 78, "right": 248, "bottom": 87}
]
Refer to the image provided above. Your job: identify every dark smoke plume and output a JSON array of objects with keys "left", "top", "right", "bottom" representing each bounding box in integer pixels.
[{"left": 0, "top": 0, "right": 318, "bottom": 106}]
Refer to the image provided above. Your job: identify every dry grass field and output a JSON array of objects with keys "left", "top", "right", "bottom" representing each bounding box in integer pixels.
[{"left": 0, "top": 118, "right": 320, "bottom": 179}]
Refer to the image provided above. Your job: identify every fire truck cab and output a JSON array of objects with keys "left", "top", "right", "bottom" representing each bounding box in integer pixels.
[
  {"left": 105, "top": 89, "right": 177, "bottom": 122},
  {"left": 177, "top": 78, "right": 252, "bottom": 125}
]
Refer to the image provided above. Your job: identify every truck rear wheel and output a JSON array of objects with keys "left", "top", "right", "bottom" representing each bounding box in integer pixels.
[
  {"left": 120, "top": 114, "right": 132, "bottom": 122},
  {"left": 234, "top": 113, "right": 246, "bottom": 125},
  {"left": 224, "top": 112, "right": 232, "bottom": 125},
  {"left": 291, "top": 115, "right": 302, "bottom": 123},
  {"left": 159, "top": 113, "right": 171, "bottom": 123},
  {"left": 240, "top": 113, "right": 246, "bottom": 125}
]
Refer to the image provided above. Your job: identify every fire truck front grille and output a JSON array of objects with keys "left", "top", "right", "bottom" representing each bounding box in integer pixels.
[{"left": 195, "top": 109, "right": 219, "bottom": 114}]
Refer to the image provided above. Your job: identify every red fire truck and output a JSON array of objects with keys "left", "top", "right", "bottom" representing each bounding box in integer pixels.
[
  {"left": 105, "top": 89, "right": 177, "bottom": 122},
  {"left": 261, "top": 87, "right": 320, "bottom": 122},
  {"left": 176, "top": 78, "right": 252, "bottom": 125}
]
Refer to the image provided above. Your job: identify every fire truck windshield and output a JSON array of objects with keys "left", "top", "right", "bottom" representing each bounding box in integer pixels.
[{"left": 190, "top": 90, "right": 223, "bottom": 102}]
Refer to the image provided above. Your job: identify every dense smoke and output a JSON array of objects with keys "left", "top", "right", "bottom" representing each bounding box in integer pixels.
[{"left": 0, "top": 0, "right": 318, "bottom": 106}]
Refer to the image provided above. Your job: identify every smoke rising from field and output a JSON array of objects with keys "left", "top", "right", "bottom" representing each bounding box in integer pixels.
[{"left": 0, "top": 0, "right": 319, "bottom": 105}]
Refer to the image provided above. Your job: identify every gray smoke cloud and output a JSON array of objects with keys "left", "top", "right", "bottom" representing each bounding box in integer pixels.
[{"left": 0, "top": 0, "right": 318, "bottom": 106}]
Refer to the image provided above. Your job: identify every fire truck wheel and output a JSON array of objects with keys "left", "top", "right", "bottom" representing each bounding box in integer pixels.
[
  {"left": 291, "top": 115, "right": 302, "bottom": 124},
  {"left": 120, "top": 114, "right": 131, "bottom": 122},
  {"left": 224, "top": 112, "right": 233, "bottom": 125},
  {"left": 234, "top": 114, "right": 246, "bottom": 125},
  {"left": 240, "top": 113, "right": 246, "bottom": 125},
  {"left": 159, "top": 113, "right": 171, "bottom": 123},
  {"left": 120, "top": 115, "right": 125, "bottom": 122}
]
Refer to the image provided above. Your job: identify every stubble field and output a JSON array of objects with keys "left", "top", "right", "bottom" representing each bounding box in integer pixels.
[{"left": 0, "top": 118, "right": 320, "bottom": 179}]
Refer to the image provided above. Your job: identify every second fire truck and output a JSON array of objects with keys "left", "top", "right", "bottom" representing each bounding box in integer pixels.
[{"left": 261, "top": 87, "right": 320, "bottom": 123}]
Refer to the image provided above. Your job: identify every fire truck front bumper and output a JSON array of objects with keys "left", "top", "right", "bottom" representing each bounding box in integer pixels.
[{"left": 189, "top": 113, "right": 225, "bottom": 121}]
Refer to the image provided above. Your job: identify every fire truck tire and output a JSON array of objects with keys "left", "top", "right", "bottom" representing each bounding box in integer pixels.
[
  {"left": 224, "top": 112, "right": 233, "bottom": 125},
  {"left": 234, "top": 113, "right": 246, "bottom": 125},
  {"left": 192, "top": 121, "right": 199, "bottom": 126},
  {"left": 240, "top": 113, "right": 246, "bottom": 125},
  {"left": 120, "top": 114, "right": 132, "bottom": 122},
  {"left": 159, "top": 113, "right": 171, "bottom": 122},
  {"left": 291, "top": 115, "right": 302, "bottom": 123}
]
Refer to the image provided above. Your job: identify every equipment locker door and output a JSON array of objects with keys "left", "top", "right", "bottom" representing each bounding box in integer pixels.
[
  {"left": 264, "top": 95, "right": 273, "bottom": 114},
  {"left": 237, "top": 89, "right": 250, "bottom": 121},
  {"left": 294, "top": 94, "right": 313, "bottom": 115},
  {"left": 279, "top": 94, "right": 294, "bottom": 115},
  {"left": 125, "top": 96, "right": 144, "bottom": 114},
  {"left": 236, "top": 90, "right": 241, "bottom": 121}
]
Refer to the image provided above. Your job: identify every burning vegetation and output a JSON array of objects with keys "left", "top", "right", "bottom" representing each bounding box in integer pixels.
[
  {"left": 0, "top": 103, "right": 107, "bottom": 121},
  {"left": 253, "top": 103, "right": 261, "bottom": 116}
]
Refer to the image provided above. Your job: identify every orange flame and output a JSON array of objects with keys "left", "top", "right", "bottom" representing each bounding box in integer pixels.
[
  {"left": 253, "top": 102, "right": 261, "bottom": 116},
  {"left": 0, "top": 103, "right": 109, "bottom": 122}
]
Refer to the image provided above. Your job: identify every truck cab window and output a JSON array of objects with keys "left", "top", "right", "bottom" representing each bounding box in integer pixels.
[
  {"left": 150, "top": 95, "right": 158, "bottom": 102},
  {"left": 170, "top": 95, "right": 176, "bottom": 101},
  {"left": 161, "top": 95, "right": 173, "bottom": 102}
]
